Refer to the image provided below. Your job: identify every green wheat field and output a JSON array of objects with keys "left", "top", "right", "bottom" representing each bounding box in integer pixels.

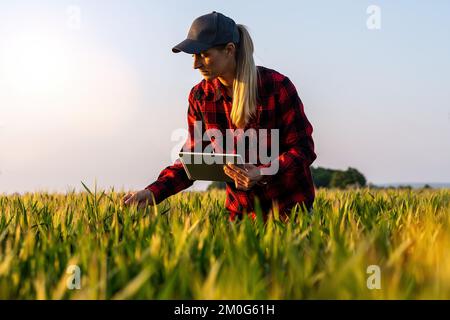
[{"left": 0, "top": 186, "right": 449, "bottom": 299}]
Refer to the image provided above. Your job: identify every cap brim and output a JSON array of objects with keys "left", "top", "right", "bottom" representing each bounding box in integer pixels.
[{"left": 172, "top": 38, "right": 212, "bottom": 54}]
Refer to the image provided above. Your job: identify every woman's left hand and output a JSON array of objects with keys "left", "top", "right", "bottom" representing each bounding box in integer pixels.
[{"left": 223, "top": 163, "right": 263, "bottom": 191}]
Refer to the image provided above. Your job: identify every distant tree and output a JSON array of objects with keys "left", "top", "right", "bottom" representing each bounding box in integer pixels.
[
  {"left": 329, "top": 170, "right": 346, "bottom": 189},
  {"left": 207, "top": 181, "right": 226, "bottom": 191},
  {"left": 423, "top": 184, "right": 432, "bottom": 189},
  {"left": 329, "top": 167, "right": 367, "bottom": 189},
  {"left": 346, "top": 167, "right": 367, "bottom": 187},
  {"left": 311, "top": 167, "right": 334, "bottom": 188},
  {"left": 209, "top": 166, "right": 367, "bottom": 190}
]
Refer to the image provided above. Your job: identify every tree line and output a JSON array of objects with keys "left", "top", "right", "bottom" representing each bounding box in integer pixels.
[{"left": 207, "top": 166, "right": 368, "bottom": 190}]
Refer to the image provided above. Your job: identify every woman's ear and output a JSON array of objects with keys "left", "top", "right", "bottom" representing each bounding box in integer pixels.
[{"left": 225, "top": 42, "right": 236, "bottom": 57}]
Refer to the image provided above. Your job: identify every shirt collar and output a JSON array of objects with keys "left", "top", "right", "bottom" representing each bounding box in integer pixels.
[
  {"left": 208, "top": 75, "right": 265, "bottom": 103},
  {"left": 213, "top": 78, "right": 227, "bottom": 102}
]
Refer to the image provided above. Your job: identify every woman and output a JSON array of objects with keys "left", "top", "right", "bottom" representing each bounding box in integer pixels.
[{"left": 123, "top": 11, "right": 317, "bottom": 221}]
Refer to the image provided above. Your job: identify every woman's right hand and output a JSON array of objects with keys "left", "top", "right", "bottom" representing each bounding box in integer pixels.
[{"left": 122, "top": 189, "right": 155, "bottom": 209}]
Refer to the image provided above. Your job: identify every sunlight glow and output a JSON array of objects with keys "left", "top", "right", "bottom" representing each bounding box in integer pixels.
[
  {"left": 0, "top": 29, "right": 143, "bottom": 136},
  {"left": 1, "top": 32, "right": 70, "bottom": 96}
]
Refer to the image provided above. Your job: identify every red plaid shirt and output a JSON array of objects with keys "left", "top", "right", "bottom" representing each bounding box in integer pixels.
[{"left": 145, "top": 66, "right": 316, "bottom": 220}]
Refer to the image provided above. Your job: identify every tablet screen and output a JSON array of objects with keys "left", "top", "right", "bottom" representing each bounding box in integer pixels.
[{"left": 179, "top": 152, "right": 245, "bottom": 182}]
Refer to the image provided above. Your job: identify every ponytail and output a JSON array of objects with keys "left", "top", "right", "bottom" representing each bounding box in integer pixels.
[{"left": 230, "top": 24, "right": 258, "bottom": 128}]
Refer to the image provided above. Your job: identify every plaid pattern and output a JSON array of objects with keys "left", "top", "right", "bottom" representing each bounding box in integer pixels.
[{"left": 145, "top": 66, "right": 317, "bottom": 220}]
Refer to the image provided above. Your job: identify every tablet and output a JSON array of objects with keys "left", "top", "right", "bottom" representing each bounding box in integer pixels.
[{"left": 179, "top": 152, "right": 246, "bottom": 183}]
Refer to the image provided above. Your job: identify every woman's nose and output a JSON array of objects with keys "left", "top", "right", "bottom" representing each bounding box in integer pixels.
[{"left": 192, "top": 55, "right": 202, "bottom": 69}]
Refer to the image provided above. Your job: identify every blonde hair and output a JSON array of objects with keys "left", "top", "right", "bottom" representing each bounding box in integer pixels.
[{"left": 229, "top": 24, "right": 259, "bottom": 128}]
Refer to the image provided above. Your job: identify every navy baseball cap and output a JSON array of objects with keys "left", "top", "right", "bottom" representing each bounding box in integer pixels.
[{"left": 172, "top": 11, "right": 240, "bottom": 54}]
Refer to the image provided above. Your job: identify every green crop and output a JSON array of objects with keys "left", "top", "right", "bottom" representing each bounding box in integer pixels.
[{"left": 0, "top": 186, "right": 449, "bottom": 299}]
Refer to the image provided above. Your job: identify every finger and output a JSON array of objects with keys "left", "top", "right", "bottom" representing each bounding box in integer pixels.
[
  {"left": 122, "top": 193, "right": 132, "bottom": 204},
  {"left": 225, "top": 167, "right": 251, "bottom": 186},
  {"left": 233, "top": 172, "right": 253, "bottom": 190},
  {"left": 224, "top": 166, "right": 250, "bottom": 188},
  {"left": 123, "top": 195, "right": 134, "bottom": 204},
  {"left": 224, "top": 166, "right": 243, "bottom": 181},
  {"left": 124, "top": 194, "right": 136, "bottom": 205},
  {"left": 228, "top": 163, "right": 249, "bottom": 175},
  {"left": 233, "top": 175, "right": 250, "bottom": 190},
  {"left": 234, "top": 170, "right": 250, "bottom": 184},
  {"left": 235, "top": 180, "right": 249, "bottom": 191},
  {"left": 226, "top": 165, "right": 250, "bottom": 182}
]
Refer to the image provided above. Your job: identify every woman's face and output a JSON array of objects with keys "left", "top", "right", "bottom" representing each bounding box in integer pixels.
[{"left": 192, "top": 43, "right": 236, "bottom": 80}]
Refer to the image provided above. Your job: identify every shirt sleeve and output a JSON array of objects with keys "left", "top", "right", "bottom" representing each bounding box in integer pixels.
[
  {"left": 258, "top": 76, "right": 316, "bottom": 178},
  {"left": 144, "top": 87, "right": 201, "bottom": 204}
]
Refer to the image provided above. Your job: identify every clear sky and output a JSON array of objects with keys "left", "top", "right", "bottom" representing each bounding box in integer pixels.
[{"left": 1, "top": 0, "right": 449, "bottom": 193}]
